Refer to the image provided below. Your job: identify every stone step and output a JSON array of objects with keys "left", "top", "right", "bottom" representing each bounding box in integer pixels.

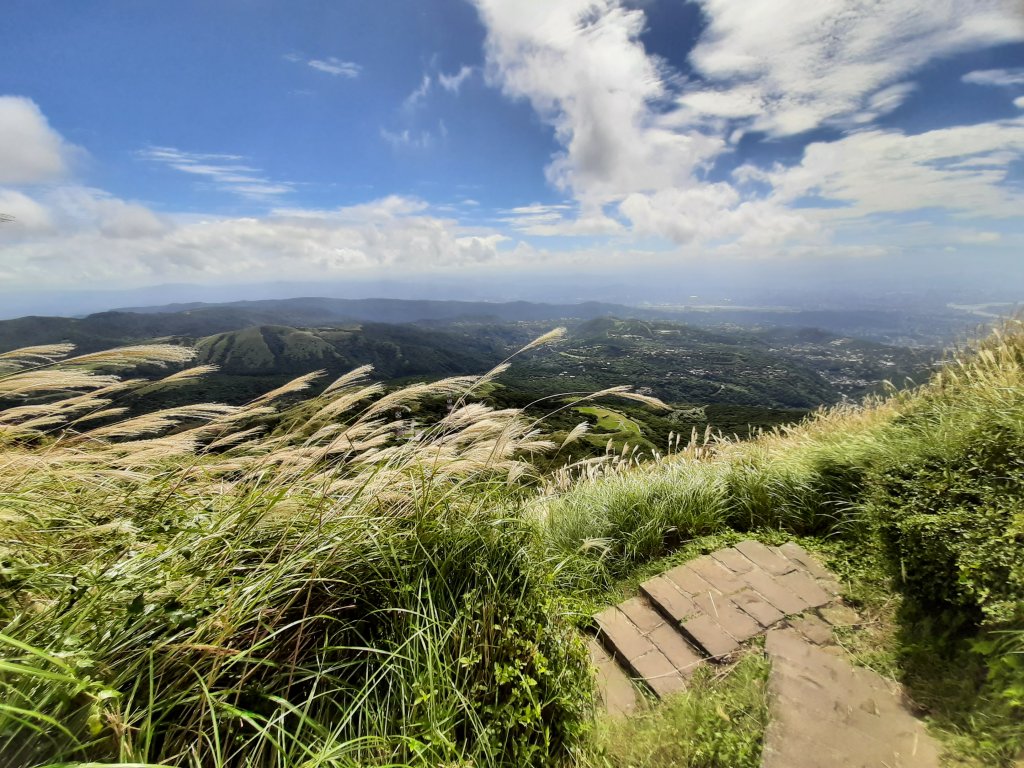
[
  {"left": 593, "top": 601, "right": 697, "bottom": 698},
  {"left": 591, "top": 539, "right": 854, "bottom": 718},
  {"left": 587, "top": 638, "right": 638, "bottom": 718}
]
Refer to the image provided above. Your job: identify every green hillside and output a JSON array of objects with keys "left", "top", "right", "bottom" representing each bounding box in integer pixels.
[{"left": 193, "top": 323, "right": 499, "bottom": 378}]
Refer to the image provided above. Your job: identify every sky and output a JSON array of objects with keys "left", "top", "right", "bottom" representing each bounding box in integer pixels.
[{"left": 0, "top": 0, "right": 1023, "bottom": 313}]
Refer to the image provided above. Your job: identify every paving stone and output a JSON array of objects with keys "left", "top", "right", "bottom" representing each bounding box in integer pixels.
[
  {"left": 763, "top": 628, "right": 941, "bottom": 768},
  {"left": 640, "top": 575, "right": 700, "bottom": 624},
  {"left": 777, "top": 541, "right": 843, "bottom": 595},
  {"left": 689, "top": 555, "right": 745, "bottom": 595},
  {"left": 594, "top": 607, "right": 655, "bottom": 662},
  {"left": 790, "top": 613, "right": 834, "bottom": 645},
  {"left": 648, "top": 624, "right": 704, "bottom": 678},
  {"left": 731, "top": 587, "right": 786, "bottom": 628},
  {"left": 818, "top": 603, "right": 862, "bottom": 628},
  {"left": 664, "top": 563, "right": 714, "bottom": 597},
  {"left": 734, "top": 539, "right": 797, "bottom": 576},
  {"left": 711, "top": 546, "right": 758, "bottom": 574},
  {"left": 630, "top": 648, "right": 687, "bottom": 698},
  {"left": 740, "top": 566, "right": 809, "bottom": 615},
  {"left": 682, "top": 613, "right": 740, "bottom": 658},
  {"left": 778, "top": 569, "right": 832, "bottom": 608},
  {"left": 588, "top": 638, "right": 638, "bottom": 717},
  {"left": 690, "top": 590, "right": 762, "bottom": 642},
  {"left": 618, "top": 596, "right": 665, "bottom": 633},
  {"left": 777, "top": 541, "right": 834, "bottom": 581}
]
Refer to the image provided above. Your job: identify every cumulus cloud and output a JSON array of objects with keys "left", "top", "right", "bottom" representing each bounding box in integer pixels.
[
  {"left": 0, "top": 188, "right": 53, "bottom": 231},
  {"left": 963, "top": 68, "right": 1024, "bottom": 87},
  {"left": 139, "top": 146, "right": 295, "bottom": 201},
  {"left": 471, "top": 0, "right": 812, "bottom": 245},
  {"left": 749, "top": 118, "right": 1024, "bottom": 219},
  {"left": 0, "top": 191, "right": 518, "bottom": 288},
  {"left": 475, "top": 0, "right": 723, "bottom": 207},
  {"left": 0, "top": 96, "right": 80, "bottom": 185},
  {"left": 472, "top": 0, "right": 1024, "bottom": 252},
  {"left": 684, "top": 0, "right": 1024, "bottom": 136}
]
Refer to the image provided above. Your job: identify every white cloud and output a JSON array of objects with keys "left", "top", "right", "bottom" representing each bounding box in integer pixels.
[
  {"left": 683, "top": 0, "right": 1024, "bottom": 136},
  {"left": 380, "top": 127, "right": 435, "bottom": 150},
  {"left": 963, "top": 68, "right": 1024, "bottom": 87},
  {"left": 0, "top": 96, "right": 80, "bottom": 185},
  {"left": 472, "top": 0, "right": 1024, "bottom": 254},
  {"left": 500, "top": 202, "right": 624, "bottom": 236},
  {"left": 473, "top": 1, "right": 723, "bottom": 206},
  {"left": 750, "top": 118, "right": 1024, "bottom": 219},
  {"left": 140, "top": 146, "right": 294, "bottom": 201},
  {"left": 306, "top": 57, "right": 362, "bottom": 78},
  {"left": 0, "top": 193, "right": 518, "bottom": 288},
  {"left": 404, "top": 74, "right": 432, "bottom": 110},
  {"left": 439, "top": 65, "right": 475, "bottom": 93},
  {"left": 0, "top": 188, "right": 53, "bottom": 231},
  {"left": 956, "top": 230, "right": 1001, "bottom": 244}
]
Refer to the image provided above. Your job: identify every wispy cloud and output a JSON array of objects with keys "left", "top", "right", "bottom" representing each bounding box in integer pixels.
[
  {"left": 139, "top": 146, "right": 294, "bottom": 201},
  {"left": 404, "top": 74, "right": 432, "bottom": 110},
  {"left": 962, "top": 68, "right": 1024, "bottom": 87},
  {"left": 438, "top": 65, "right": 475, "bottom": 93},
  {"left": 380, "top": 127, "right": 435, "bottom": 150},
  {"left": 284, "top": 52, "right": 362, "bottom": 79}
]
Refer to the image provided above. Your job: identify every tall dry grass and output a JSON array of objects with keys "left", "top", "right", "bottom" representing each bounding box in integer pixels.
[{"left": 1, "top": 335, "right": 646, "bottom": 767}]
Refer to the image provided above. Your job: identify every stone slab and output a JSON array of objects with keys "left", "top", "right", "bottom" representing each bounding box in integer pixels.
[
  {"left": 588, "top": 638, "right": 638, "bottom": 718},
  {"left": 664, "top": 563, "right": 715, "bottom": 597},
  {"left": 734, "top": 539, "right": 797, "bottom": 576},
  {"left": 740, "top": 566, "right": 809, "bottom": 615},
  {"left": 790, "top": 613, "right": 834, "bottom": 645},
  {"left": 689, "top": 555, "right": 745, "bottom": 595},
  {"left": 777, "top": 542, "right": 843, "bottom": 595},
  {"left": 763, "top": 629, "right": 941, "bottom": 768},
  {"left": 594, "top": 607, "right": 655, "bottom": 662},
  {"left": 640, "top": 575, "right": 700, "bottom": 624},
  {"left": 778, "top": 569, "right": 832, "bottom": 608},
  {"left": 618, "top": 596, "right": 665, "bottom": 633},
  {"left": 682, "top": 613, "right": 741, "bottom": 658},
  {"left": 818, "top": 603, "right": 861, "bottom": 628},
  {"left": 777, "top": 541, "right": 834, "bottom": 580},
  {"left": 731, "top": 586, "right": 786, "bottom": 628},
  {"left": 630, "top": 648, "right": 687, "bottom": 698},
  {"left": 711, "top": 546, "right": 758, "bottom": 574},
  {"left": 648, "top": 624, "right": 704, "bottom": 678},
  {"left": 690, "top": 590, "right": 762, "bottom": 642}
]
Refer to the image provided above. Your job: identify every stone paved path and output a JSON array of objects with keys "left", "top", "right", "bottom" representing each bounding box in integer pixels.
[
  {"left": 589, "top": 539, "right": 941, "bottom": 767},
  {"left": 762, "top": 627, "right": 940, "bottom": 768},
  {"left": 591, "top": 540, "right": 838, "bottom": 712}
]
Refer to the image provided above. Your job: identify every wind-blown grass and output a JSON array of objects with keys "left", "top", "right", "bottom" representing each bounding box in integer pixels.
[{"left": 0, "top": 336, "right": 612, "bottom": 768}]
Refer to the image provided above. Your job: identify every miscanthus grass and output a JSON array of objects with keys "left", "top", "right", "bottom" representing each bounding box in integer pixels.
[{"left": 0, "top": 333, "right": 642, "bottom": 768}]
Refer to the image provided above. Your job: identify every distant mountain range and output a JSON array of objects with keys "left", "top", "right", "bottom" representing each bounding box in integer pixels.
[{"left": 0, "top": 298, "right": 938, "bottom": 412}]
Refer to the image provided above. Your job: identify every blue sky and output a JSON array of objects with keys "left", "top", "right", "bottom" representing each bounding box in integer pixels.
[{"left": 0, "top": 0, "right": 1022, "bottom": 305}]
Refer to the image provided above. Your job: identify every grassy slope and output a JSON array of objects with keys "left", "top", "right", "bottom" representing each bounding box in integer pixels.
[
  {"left": 0, "top": 322, "right": 1020, "bottom": 767},
  {"left": 540, "top": 322, "right": 1024, "bottom": 766}
]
